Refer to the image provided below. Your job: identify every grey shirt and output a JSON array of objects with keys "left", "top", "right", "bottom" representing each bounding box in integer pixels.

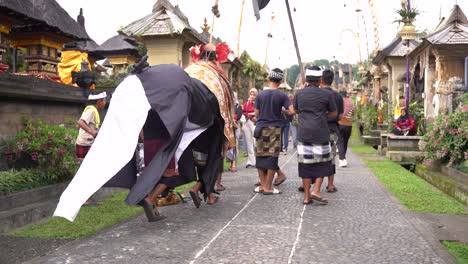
[{"left": 293, "top": 85, "right": 337, "bottom": 144}]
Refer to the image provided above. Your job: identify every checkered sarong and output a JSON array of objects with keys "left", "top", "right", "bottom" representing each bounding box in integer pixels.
[
  {"left": 330, "top": 132, "right": 338, "bottom": 165},
  {"left": 255, "top": 127, "right": 281, "bottom": 157},
  {"left": 297, "top": 142, "right": 332, "bottom": 164}
]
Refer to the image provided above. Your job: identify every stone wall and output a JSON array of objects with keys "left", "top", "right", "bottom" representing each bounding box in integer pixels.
[{"left": 0, "top": 74, "right": 88, "bottom": 168}]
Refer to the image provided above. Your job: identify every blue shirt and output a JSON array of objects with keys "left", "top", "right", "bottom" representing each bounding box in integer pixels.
[{"left": 254, "top": 89, "right": 290, "bottom": 128}]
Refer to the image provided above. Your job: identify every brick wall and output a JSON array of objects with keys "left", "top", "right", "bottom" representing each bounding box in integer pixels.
[{"left": 0, "top": 74, "right": 88, "bottom": 169}]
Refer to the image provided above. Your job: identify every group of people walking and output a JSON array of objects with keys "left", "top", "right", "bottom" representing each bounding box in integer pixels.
[
  {"left": 62, "top": 42, "right": 356, "bottom": 223},
  {"left": 227, "top": 65, "right": 355, "bottom": 205}
]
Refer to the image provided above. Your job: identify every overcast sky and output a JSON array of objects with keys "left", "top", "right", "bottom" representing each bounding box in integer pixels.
[{"left": 56, "top": 0, "right": 466, "bottom": 68}]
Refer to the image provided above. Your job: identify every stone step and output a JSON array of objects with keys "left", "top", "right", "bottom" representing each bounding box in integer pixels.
[
  {"left": 415, "top": 165, "right": 468, "bottom": 206},
  {"left": 370, "top": 129, "right": 386, "bottom": 137},
  {"left": 386, "top": 150, "right": 424, "bottom": 164},
  {"left": 0, "top": 182, "right": 69, "bottom": 212},
  {"left": 0, "top": 199, "right": 58, "bottom": 233},
  {"left": 387, "top": 135, "right": 423, "bottom": 151},
  {"left": 361, "top": 135, "right": 380, "bottom": 146}
]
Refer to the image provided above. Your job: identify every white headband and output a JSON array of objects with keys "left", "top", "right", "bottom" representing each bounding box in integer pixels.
[
  {"left": 269, "top": 70, "right": 284, "bottom": 80},
  {"left": 88, "top": 92, "right": 107, "bottom": 100},
  {"left": 305, "top": 69, "right": 323, "bottom": 77}
]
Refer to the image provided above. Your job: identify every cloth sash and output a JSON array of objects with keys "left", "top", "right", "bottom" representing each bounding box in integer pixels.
[{"left": 297, "top": 142, "right": 332, "bottom": 164}]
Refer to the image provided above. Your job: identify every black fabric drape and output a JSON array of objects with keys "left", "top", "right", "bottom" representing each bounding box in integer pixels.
[{"left": 253, "top": 0, "right": 271, "bottom": 20}]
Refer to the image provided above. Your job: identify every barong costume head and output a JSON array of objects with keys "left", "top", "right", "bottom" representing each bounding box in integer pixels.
[
  {"left": 305, "top": 65, "right": 323, "bottom": 85},
  {"left": 186, "top": 43, "right": 236, "bottom": 149},
  {"left": 269, "top": 68, "right": 284, "bottom": 83},
  {"left": 54, "top": 63, "right": 224, "bottom": 221}
]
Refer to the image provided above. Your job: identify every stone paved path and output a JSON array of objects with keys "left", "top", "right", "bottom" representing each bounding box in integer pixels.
[{"left": 26, "top": 150, "right": 446, "bottom": 264}]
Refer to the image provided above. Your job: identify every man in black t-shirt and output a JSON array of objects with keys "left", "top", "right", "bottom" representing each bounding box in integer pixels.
[
  {"left": 254, "top": 68, "right": 294, "bottom": 195},
  {"left": 320, "top": 69, "right": 344, "bottom": 193}
]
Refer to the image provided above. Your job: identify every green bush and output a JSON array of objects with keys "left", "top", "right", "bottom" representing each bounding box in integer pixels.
[
  {"left": 420, "top": 107, "right": 468, "bottom": 167},
  {"left": 3, "top": 118, "right": 78, "bottom": 192},
  {"left": 0, "top": 168, "right": 71, "bottom": 195},
  {"left": 355, "top": 104, "right": 378, "bottom": 134}
]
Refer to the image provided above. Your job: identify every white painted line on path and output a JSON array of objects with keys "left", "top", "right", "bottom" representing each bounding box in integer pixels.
[
  {"left": 288, "top": 204, "right": 307, "bottom": 264},
  {"left": 189, "top": 150, "right": 297, "bottom": 264}
]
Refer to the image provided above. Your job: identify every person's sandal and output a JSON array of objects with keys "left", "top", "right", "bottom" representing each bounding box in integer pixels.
[{"left": 310, "top": 194, "right": 328, "bottom": 205}]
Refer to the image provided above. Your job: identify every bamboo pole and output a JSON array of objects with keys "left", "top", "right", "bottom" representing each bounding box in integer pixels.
[
  {"left": 210, "top": 15, "right": 215, "bottom": 44},
  {"left": 236, "top": 0, "right": 246, "bottom": 57},
  {"left": 285, "top": 0, "right": 304, "bottom": 83},
  {"left": 210, "top": 0, "right": 220, "bottom": 44},
  {"left": 264, "top": 12, "right": 275, "bottom": 67}
]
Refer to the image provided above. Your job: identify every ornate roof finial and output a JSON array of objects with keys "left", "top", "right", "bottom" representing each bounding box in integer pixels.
[
  {"left": 77, "top": 8, "right": 85, "bottom": 28},
  {"left": 201, "top": 17, "right": 210, "bottom": 33}
]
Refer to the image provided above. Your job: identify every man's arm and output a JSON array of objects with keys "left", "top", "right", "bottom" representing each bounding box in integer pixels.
[
  {"left": 282, "top": 105, "right": 296, "bottom": 116},
  {"left": 327, "top": 111, "right": 337, "bottom": 119},
  {"left": 77, "top": 119, "right": 98, "bottom": 138},
  {"left": 255, "top": 109, "right": 260, "bottom": 118}
]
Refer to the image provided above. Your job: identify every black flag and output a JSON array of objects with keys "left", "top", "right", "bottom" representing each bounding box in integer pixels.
[{"left": 253, "top": 0, "right": 271, "bottom": 20}]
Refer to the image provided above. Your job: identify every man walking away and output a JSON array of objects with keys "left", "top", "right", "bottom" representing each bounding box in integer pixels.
[
  {"left": 320, "top": 69, "right": 343, "bottom": 193},
  {"left": 338, "top": 91, "right": 354, "bottom": 167},
  {"left": 254, "top": 68, "right": 293, "bottom": 195},
  {"left": 294, "top": 66, "right": 337, "bottom": 204}
]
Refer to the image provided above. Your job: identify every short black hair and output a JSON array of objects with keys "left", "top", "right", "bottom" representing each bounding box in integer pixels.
[
  {"left": 269, "top": 68, "right": 284, "bottom": 83},
  {"left": 322, "top": 69, "right": 334, "bottom": 85},
  {"left": 305, "top": 65, "right": 321, "bottom": 84}
]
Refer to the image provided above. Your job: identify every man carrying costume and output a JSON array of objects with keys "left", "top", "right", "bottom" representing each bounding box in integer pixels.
[
  {"left": 54, "top": 57, "right": 225, "bottom": 222},
  {"left": 184, "top": 43, "right": 235, "bottom": 206}
]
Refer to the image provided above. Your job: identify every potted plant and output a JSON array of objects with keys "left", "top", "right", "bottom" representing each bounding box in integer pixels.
[{"left": 395, "top": 5, "right": 419, "bottom": 41}]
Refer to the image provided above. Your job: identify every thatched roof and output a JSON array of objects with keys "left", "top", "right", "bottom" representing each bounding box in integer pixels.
[
  {"left": 0, "top": 0, "right": 89, "bottom": 40},
  {"left": 425, "top": 5, "right": 468, "bottom": 45},
  {"left": 119, "top": 0, "right": 201, "bottom": 42},
  {"left": 94, "top": 35, "right": 138, "bottom": 54},
  {"left": 373, "top": 36, "right": 420, "bottom": 65}
]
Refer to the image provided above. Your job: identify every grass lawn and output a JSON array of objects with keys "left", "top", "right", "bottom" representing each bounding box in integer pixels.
[
  {"left": 442, "top": 241, "right": 468, "bottom": 264},
  {"left": 363, "top": 159, "right": 466, "bottom": 214},
  {"left": 349, "top": 124, "right": 378, "bottom": 155},
  {"left": 349, "top": 143, "right": 378, "bottom": 155},
  {"left": 9, "top": 192, "right": 142, "bottom": 240}
]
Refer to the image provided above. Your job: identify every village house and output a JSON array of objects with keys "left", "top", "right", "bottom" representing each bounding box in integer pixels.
[{"left": 408, "top": 4, "right": 468, "bottom": 122}]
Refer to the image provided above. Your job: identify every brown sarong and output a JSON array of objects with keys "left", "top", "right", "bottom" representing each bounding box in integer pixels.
[{"left": 255, "top": 127, "right": 281, "bottom": 157}]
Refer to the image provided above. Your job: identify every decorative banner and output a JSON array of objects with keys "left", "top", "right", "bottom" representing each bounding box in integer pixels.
[{"left": 253, "top": 0, "right": 271, "bottom": 20}]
